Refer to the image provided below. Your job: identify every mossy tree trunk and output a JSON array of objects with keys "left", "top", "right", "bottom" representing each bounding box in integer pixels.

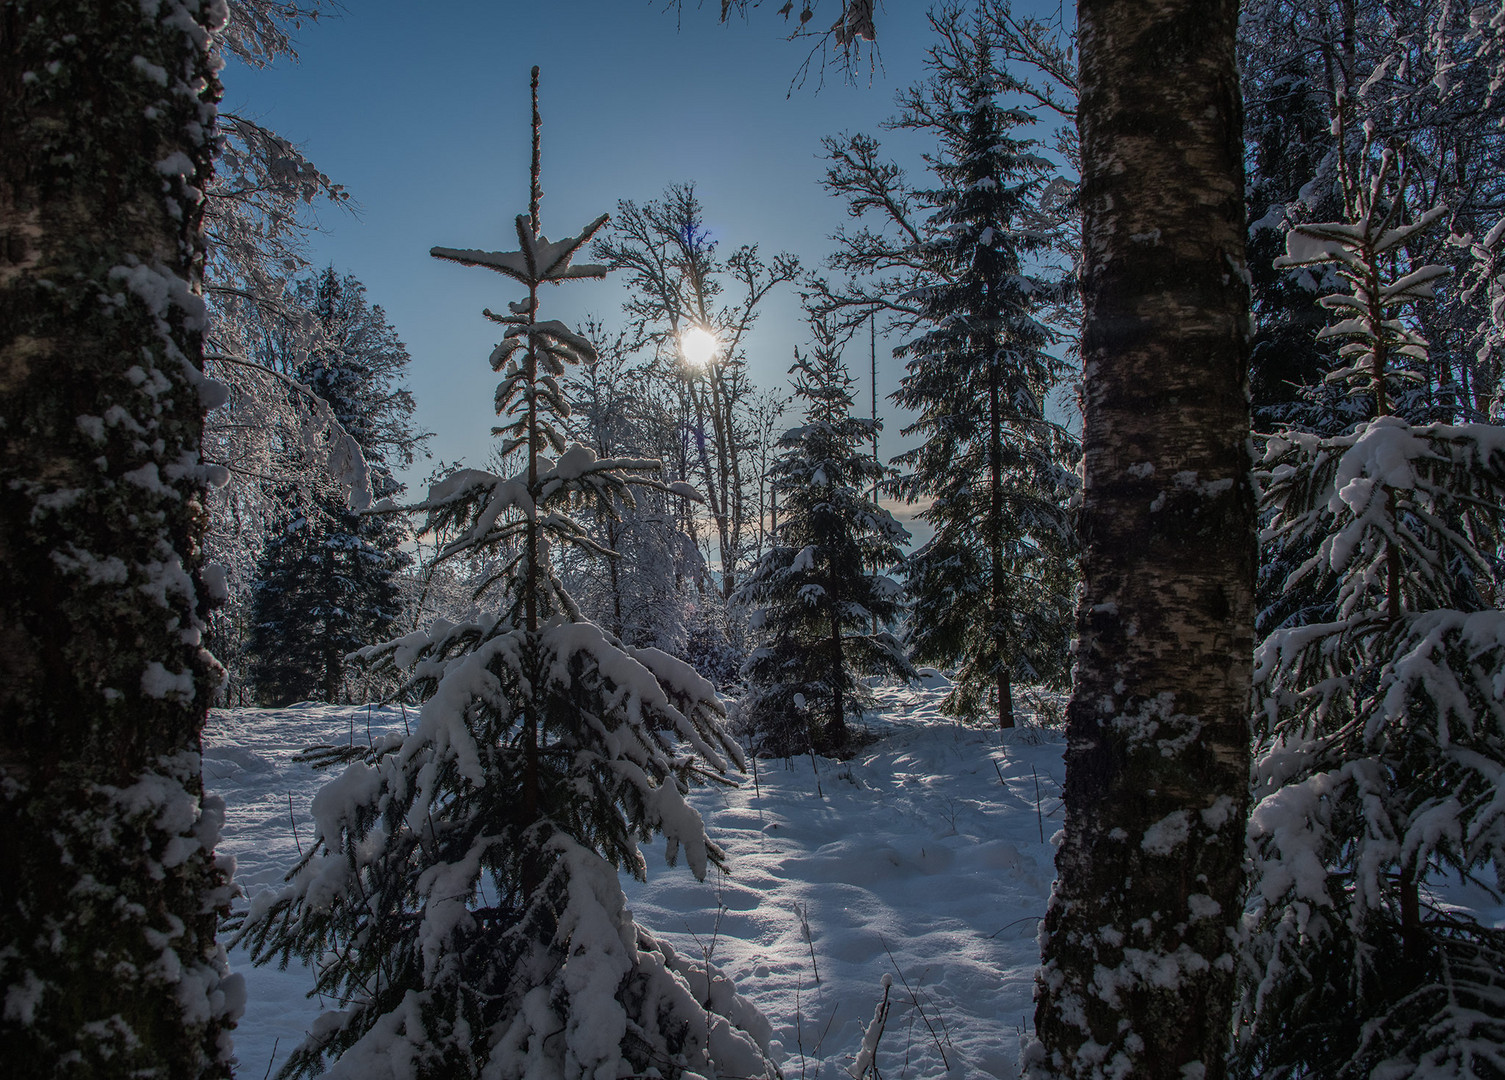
[
  {"left": 0, "top": 2, "right": 238, "bottom": 1076},
  {"left": 1029, "top": 2, "right": 1254, "bottom": 1078}
]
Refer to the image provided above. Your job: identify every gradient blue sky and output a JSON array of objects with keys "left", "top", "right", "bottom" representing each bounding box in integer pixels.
[{"left": 225, "top": 1, "right": 1070, "bottom": 501}]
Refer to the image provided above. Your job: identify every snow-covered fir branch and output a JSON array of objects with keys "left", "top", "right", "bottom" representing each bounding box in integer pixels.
[{"left": 233, "top": 68, "right": 777, "bottom": 1080}]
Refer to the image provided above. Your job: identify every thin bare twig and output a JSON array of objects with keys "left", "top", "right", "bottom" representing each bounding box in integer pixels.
[
  {"left": 878, "top": 935, "right": 949, "bottom": 1070},
  {"left": 1031, "top": 765, "right": 1045, "bottom": 843},
  {"left": 792, "top": 899, "right": 820, "bottom": 984},
  {"left": 287, "top": 793, "right": 302, "bottom": 856},
  {"left": 261, "top": 1037, "right": 280, "bottom": 1080}
]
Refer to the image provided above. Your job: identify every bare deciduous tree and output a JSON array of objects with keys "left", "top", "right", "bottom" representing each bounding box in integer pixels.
[{"left": 595, "top": 184, "right": 799, "bottom": 596}]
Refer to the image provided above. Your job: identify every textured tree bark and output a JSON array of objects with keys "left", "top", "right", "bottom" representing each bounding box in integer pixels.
[
  {"left": 0, "top": 2, "right": 238, "bottom": 1076},
  {"left": 1028, "top": 2, "right": 1253, "bottom": 1078}
]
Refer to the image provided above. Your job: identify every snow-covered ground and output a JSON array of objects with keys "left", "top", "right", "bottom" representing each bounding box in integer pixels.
[{"left": 206, "top": 685, "right": 1067, "bottom": 1079}]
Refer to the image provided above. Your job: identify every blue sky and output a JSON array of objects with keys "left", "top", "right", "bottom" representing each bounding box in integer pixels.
[{"left": 225, "top": 1, "right": 1069, "bottom": 507}]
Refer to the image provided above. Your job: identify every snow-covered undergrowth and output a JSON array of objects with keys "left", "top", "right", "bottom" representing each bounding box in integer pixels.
[{"left": 207, "top": 682, "right": 1065, "bottom": 1079}]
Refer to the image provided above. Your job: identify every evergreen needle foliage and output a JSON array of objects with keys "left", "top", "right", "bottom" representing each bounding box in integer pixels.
[
  {"left": 736, "top": 316, "right": 913, "bottom": 756},
  {"left": 1240, "top": 149, "right": 1505, "bottom": 1079},
  {"left": 889, "top": 15, "right": 1077, "bottom": 727},
  {"left": 234, "top": 70, "right": 778, "bottom": 1080},
  {"left": 248, "top": 269, "right": 415, "bottom": 705}
]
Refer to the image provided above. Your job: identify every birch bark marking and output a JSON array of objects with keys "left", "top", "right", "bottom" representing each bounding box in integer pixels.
[
  {"left": 0, "top": 2, "right": 238, "bottom": 1076},
  {"left": 1028, "top": 2, "right": 1254, "bottom": 1078}
]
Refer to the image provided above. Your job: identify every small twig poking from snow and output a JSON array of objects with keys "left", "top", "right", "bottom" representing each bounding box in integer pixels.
[
  {"left": 938, "top": 796, "right": 961, "bottom": 833},
  {"left": 287, "top": 793, "right": 301, "bottom": 857},
  {"left": 847, "top": 973, "right": 892, "bottom": 1079},
  {"left": 809, "top": 745, "right": 824, "bottom": 799},
  {"left": 792, "top": 900, "right": 820, "bottom": 984},
  {"left": 399, "top": 700, "right": 409, "bottom": 736},
  {"left": 794, "top": 980, "right": 806, "bottom": 1080},
  {"left": 879, "top": 936, "right": 949, "bottom": 1070},
  {"left": 901, "top": 993, "right": 918, "bottom": 1079},
  {"left": 813, "top": 999, "right": 842, "bottom": 1064},
  {"left": 993, "top": 759, "right": 1007, "bottom": 787},
  {"left": 989, "top": 915, "right": 1043, "bottom": 940},
  {"left": 365, "top": 704, "right": 373, "bottom": 748},
  {"left": 790, "top": 980, "right": 840, "bottom": 1080},
  {"left": 794, "top": 978, "right": 808, "bottom": 1080},
  {"left": 1031, "top": 766, "right": 1045, "bottom": 843},
  {"left": 750, "top": 741, "right": 762, "bottom": 803},
  {"left": 686, "top": 874, "right": 730, "bottom": 1047},
  {"left": 261, "top": 1037, "right": 279, "bottom": 1080}
]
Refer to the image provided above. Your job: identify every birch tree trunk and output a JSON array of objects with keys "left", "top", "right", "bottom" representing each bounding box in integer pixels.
[
  {"left": 0, "top": 3, "right": 238, "bottom": 1075},
  {"left": 1028, "top": 2, "right": 1254, "bottom": 1077}
]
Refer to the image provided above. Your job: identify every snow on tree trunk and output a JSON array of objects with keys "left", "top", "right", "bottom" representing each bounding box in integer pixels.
[
  {"left": 1028, "top": 3, "right": 1255, "bottom": 1078},
  {"left": 0, "top": 2, "right": 241, "bottom": 1076}
]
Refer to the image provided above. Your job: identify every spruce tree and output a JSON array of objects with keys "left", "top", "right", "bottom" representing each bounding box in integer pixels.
[
  {"left": 1238, "top": 149, "right": 1505, "bottom": 1078},
  {"left": 246, "top": 493, "right": 407, "bottom": 704},
  {"left": 736, "top": 317, "right": 913, "bottom": 755},
  {"left": 891, "top": 21, "right": 1076, "bottom": 729},
  {"left": 234, "top": 70, "right": 777, "bottom": 1080},
  {"left": 246, "top": 269, "right": 416, "bottom": 704}
]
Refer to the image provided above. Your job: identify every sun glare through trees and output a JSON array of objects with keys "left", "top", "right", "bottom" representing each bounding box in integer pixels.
[{"left": 3, "top": 2, "right": 1503, "bottom": 1080}]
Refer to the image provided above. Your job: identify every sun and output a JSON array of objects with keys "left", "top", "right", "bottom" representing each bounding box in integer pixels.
[{"left": 679, "top": 326, "right": 720, "bottom": 367}]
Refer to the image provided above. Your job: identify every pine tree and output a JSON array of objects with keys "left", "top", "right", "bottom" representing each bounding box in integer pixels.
[
  {"left": 234, "top": 70, "right": 778, "bottom": 1080},
  {"left": 1239, "top": 9, "right": 1352, "bottom": 437},
  {"left": 890, "top": 19, "right": 1077, "bottom": 729},
  {"left": 0, "top": 2, "right": 240, "bottom": 1075},
  {"left": 1238, "top": 0, "right": 1505, "bottom": 429},
  {"left": 736, "top": 317, "right": 913, "bottom": 756},
  {"left": 1238, "top": 148, "right": 1505, "bottom": 1079},
  {"left": 246, "top": 269, "right": 417, "bottom": 704}
]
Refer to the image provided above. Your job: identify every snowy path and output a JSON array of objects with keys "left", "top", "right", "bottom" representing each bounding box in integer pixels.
[{"left": 206, "top": 690, "right": 1065, "bottom": 1079}]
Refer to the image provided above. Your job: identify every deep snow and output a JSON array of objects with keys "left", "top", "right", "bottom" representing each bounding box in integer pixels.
[{"left": 206, "top": 683, "right": 1067, "bottom": 1079}]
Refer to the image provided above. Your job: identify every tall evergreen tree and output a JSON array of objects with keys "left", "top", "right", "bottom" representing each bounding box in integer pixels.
[
  {"left": 1238, "top": 150, "right": 1505, "bottom": 1079},
  {"left": 0, "top": 2, "right": 241, "bottom": 1075},
  {"left": 247, "top": 268, "right": 417, "bottom": 704},
  {"left": 1239, "top": 0, "right": 1505, "bottom": 429},
  {"left": 1028, "top": 1, "right": 1255, "bottom": 1076},
  {"left": 736, "top": 317, "right": 913, "bottom": 755},
  {"left": 246, "top": 494, "right": 408, "bottom": 703},
  {"left": 234, "top": 70, "right": 777, "bottom": 1080},
  {"left": 890, "top": 18, "right": 1077, "bottom": 729},
  {"left": 1239, "top": 1, "right": 1347, "bottom": 432}
]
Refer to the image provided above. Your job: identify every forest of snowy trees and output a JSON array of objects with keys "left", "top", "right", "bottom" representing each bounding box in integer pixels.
[{"left": 2, "top": 1, "right": 1504, "bottom": 1078}]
